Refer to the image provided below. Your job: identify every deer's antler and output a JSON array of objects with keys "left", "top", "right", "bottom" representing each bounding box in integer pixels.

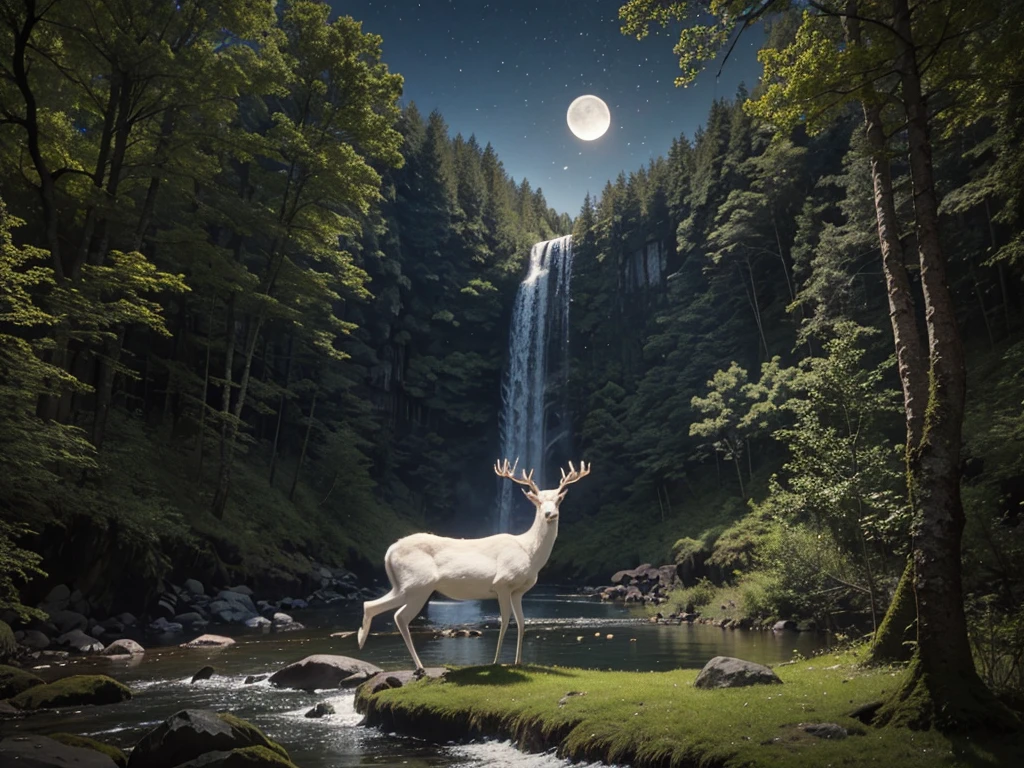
[
  {"left": 494, "top": 457, "right": 540, "bottom": 494},
  {"left": 557, "top": 460, "right": 591, "bottom": 491}
]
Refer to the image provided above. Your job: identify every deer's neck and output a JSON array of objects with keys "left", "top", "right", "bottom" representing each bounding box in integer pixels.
[{"left": 519, "top": 514, "right": 558, "bottom": 571}]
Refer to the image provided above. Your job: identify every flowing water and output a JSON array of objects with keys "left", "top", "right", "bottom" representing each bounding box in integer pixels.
[
  {"left": 3, "top": 590, "right": 825, "bottom": 767},
  {"left": 498, "top": 235, "right": 575, "bottom": 532}
]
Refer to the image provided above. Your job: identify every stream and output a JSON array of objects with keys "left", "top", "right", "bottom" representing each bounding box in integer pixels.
[{"left": 3, "top": 589, "right": 826, "bottom": 767}]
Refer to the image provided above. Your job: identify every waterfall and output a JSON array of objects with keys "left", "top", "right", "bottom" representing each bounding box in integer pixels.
[{"left": 497, "top": 235, "right": 574, "bottom": 532}]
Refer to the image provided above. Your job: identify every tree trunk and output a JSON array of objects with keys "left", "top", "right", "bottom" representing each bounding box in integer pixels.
[
  {"left": 211, "top": 296, "right": 238, "bottom": 518},
  {"left": 874, "top": 0, "right": 1017, "bottom": 731},
  {"left": 866, "top": 558, "right": 916, "bottom": 664},
  {"left": 269, "top": 336, "right": 295, "bottom": 487},
  {"left": 289, "top": 389, "right": 317, "bottom": 502}
]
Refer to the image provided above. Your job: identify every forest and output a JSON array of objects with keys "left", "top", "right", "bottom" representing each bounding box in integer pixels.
[{"left": 1, "top": 0, "right": 1023, "bottom": 736}]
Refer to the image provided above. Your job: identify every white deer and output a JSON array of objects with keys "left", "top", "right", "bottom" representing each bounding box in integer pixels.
[{"left": 357, "top": 458, "right": 590, "bottom": 671}]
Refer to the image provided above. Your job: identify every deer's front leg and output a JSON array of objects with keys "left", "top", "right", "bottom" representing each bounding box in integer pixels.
[
  {"left": 511, "top": 590, "right": 526, "bottom": 665},
  {"left": 493, "top": 590, "right": 511, "bottom": 665}
]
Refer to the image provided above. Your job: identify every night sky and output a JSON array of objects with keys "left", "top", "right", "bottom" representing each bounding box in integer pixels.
[{"left": 329, "top": 1, "right": 764, "bottom": 217}]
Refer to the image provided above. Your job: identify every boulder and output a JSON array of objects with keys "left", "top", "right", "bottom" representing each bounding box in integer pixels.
[
  {"left": 243, "top": 675, "right": 267, "bottom": 685},
  {"left": 47, "top": 734, "right": 127, "bottom": 766},
  {"left": 693, "top": 656, "right": 783, "bottom": 689},
  {"left": 21, "top": 629, "right": 51, "bottom": 650},
  {"left": 226, "top": 585, "right": 254, "bottom": 597},
  {"left": 117, "top": 613, "right": 137, "bottom": 627},
  {"left": 304, "top": 701, "right": 335, "bottom": 718},
  {"left": 208, "top": 600, "right": 232, "bottom": 615},
  {"left": 173, "top": 746, "right": 298, "bottom": 767},
  {"left": 181, "top": 634, "right": 235, "bottom": 649},
  {"left": 0, "top": 734, "right": 119, "bottom": 767},
  {"left": 191, "top": 665, "right": 216, "bottom": 684},
  {"left": 126, "top": 709, "right": 291, "bottom": 768},
  {"left": 0, "top": 619, "right": 15, "bottom": 660},
  {"left": 184, "top": 579, "right": 205, "bottom": 596},
  {"left": 56, "top": 629, "right": 104, "bottom": 653},
  {"left": 268, "top": 654, "right": 382, "bottom": 691},
  {"left": 216, "top": 591, "right": 256, "bottom": 614},
  {"left": 40, "top": 584, "right": 72, "bottom": 612},
  {"left": 9, "top": 674, "right": 132, "bottom": 709},
  {"left": 49, "top": 610, "right": 88, "bottom": 634},
  {"left": 279, "top": 598, "right": 307, "bottom": 610},
  {"left": 244, "top": 616, "right": 271, "bottom": 629},
  {"left": 0, "top": 664, "right": 44, "bottom": 698},
  {"left": 103, "top": 639, "right": 145, "bottom": 656},
  {"left": 271, "top": 612, "right": 294, "bottom": 626},
  {"left": 772, "top": 619, "right": 798, "bottom": 632},
  {"left": 799, "top": 722, "right": 848, "bottom": 739},
  {"left": 68, "top": 589, "right": 91, "bottom": 617}
]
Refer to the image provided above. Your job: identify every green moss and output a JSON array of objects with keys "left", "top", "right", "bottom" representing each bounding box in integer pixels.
[
  {"left": 216, "top": 713, "right": 290, "bottom": 762},
  {"left": 356, "top": 653, "right": 1024, "bottom": 768},
  {"left": 9, "top": 674, "right": 132, "bottom": 710},
  {"left": 223, "top": 745, "right": 300, "bottom": 767},
  {"left": 865, "top": 560, "right": 916, "bottom": 665},
  {"left": 0, "top": 663, "right": 44, "bottom": 698},
  {"left": 0, "top": 621, "right": 16, "bottom": 661},
  {"left": 47, "top": 733, "right": 128, "bottom": 767}
]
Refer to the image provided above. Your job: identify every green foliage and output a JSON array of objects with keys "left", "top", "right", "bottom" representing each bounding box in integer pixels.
[{"left": 968, "top": 597, "right": 1024, "bottom": 700}]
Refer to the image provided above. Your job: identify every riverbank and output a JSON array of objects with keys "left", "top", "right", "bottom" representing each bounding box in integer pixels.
[{"left": 356, "top": 650, "right": 1023, "bottom": 768}]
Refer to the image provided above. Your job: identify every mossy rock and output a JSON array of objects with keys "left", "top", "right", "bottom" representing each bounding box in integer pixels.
[
  {"left": 0, "top": 663, "right": 44, "bottom": 698},
  {"left": 127, "top": 709, "right": 290, "bottom": 768},
  {"left": 9, "top": 674, "right": 132, "bottom": 710},
  {"left": 48, "top": 733, "right": 128, "bottom": 767},
  {"left": 0, "top": 620, "right": 16, "bottom": 661},
  {"left": 176, "top": 746, "right": 299, "bottom": 767}
]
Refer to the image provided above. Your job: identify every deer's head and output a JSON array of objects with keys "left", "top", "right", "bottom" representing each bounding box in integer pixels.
[{"left": 494, "top": 459, "right": 591, "bottom": 523}]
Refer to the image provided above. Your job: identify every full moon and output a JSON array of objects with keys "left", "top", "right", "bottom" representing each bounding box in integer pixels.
[{"left": 567, "top": 95, "right": 611, "bottom": 141}]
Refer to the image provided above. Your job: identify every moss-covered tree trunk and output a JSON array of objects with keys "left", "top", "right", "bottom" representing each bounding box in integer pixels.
[
  {"left": 866, "top": 559, "right": 915, "bottom": 664},
  {"left": 874, "top": 0, "right": 1017, "bottom": 732}
]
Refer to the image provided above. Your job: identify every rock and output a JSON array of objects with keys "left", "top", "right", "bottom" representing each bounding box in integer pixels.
[
  {"left": 181, "top": 634, "right": 235, "bottom": 649},
  {"left": 49, "top": 610, "right": 89, "bottom": 634},
  {"left": 175, "top": 612, "right": 206, "bottom": 626},
  {"left": 21, "top": 629, "right": 51, "bottom": 650},
  {"left": 155, "top": 592, "right": 179, "bottom": 619},
  {"left": 68, "top": 589, "right": 91, "bottom": 617},
  {"left": 55, "top": 629, "right": 104, "bottom": 653},
  {"left": 148, "top": 618, "right": 184, "bottom": 634},
  {"left": 191, "top": 665, "right": 216, "bottom": 684},
  {"left": 244, "top": 616, "right": 271, "bottom": 629},
  {"left": 268, "top": 654, "right": 383, "bottom": 691},
  {"left": 227, "top": 585, "right": 254, "bottom": 597},
  {"left": 0, "top": 664, "right": 45, "bottom": 698},
  {"left": 47, "top": 734, "right": 128, "bottom": 766},
  {"left": 772, "top": 619, "right": 798, "bottom": 632},
  {"left": 0, "top": 734, "right": 120, "bottom": 767},
  {"left": 103, "top": 638, "right": 145, "bottom": 656},
  {"left": 117, "top": 613, "right": 137, "bottom": 627},
  {"left": 0, "top": 619, "right": 16, "bottom": 660},
  {"left": 274, "top": 621, "right": 304, "bottom": 633},
  {"left": 279, "top": 598, "right": 307, "bottom": 610},
  {"left": 272, "top": 612, "right": 294, "bottom": 626},
  {"left": 693, "top": 656, "right": 783, "bottom": 689},
  {"left": 173, "top": 746, "right": 298, "bottom": 767},
  {"left": 217, "top": 591, "right": 256, "bottom": 613},
  {"left": 304, "top": 701, "right": 335, "bottom": 718},
  {"left": 40, "top": 584, "right": 71, "bottom": 612},
  {"left": 799, "top": 722, "right": 848, "bottom": 739},
  {"left": 126, "top": 709, "right": 291, "bottom": 768},
  {"left": 357, "top": 668, "right": 447, "bottom": 700},
  {"left": 243, "top": 674, "right": 267, "bottom": 685},
  {"left": 184, "top": 579, "right": 205, "bottom": 596},
  {"left": 208, "top": 600, "right": 231, "bottom": 614},
  {"left": 9, "top": 674, "right": 132, "bottom": 709}
]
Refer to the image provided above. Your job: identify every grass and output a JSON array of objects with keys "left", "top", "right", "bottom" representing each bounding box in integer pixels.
[{"left": 356, "top": 651, "right": 1024, "bottom": 768}]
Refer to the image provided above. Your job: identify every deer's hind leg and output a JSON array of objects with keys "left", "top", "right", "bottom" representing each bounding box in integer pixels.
[
  {"left": 393, "top": 587, "right": 432, "bottom": 672},
  {"left": 358, "top": 590, "right": 406, "bottom": 649},
  {"left": 511, "top": 590, "right": 527, "bottom": 665}
]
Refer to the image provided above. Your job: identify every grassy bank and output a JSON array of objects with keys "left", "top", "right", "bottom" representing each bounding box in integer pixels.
[{"left": 356, "top": 652, "right": 1022, "bottom": 767}]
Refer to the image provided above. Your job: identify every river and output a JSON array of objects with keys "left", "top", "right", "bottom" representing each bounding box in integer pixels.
[{"left": 3, "top": 589, "right": 826, "bottom": 767}]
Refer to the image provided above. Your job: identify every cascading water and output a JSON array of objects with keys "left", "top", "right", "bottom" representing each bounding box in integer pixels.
[{"left": 497, "top": 235, "right": 574, "bottom": 532}]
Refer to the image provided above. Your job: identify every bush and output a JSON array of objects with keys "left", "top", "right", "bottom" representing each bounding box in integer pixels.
[{"left": 968, "top": 597, "right": 1024, "bottom": 700}]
